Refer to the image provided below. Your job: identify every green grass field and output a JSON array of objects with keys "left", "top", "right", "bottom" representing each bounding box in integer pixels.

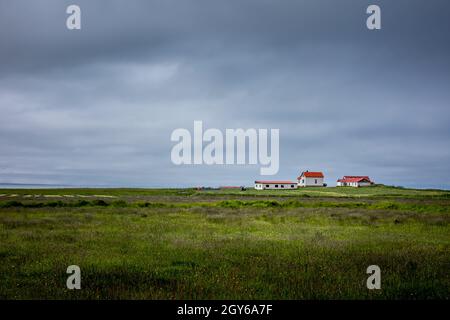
[{"left": 0, "top": 185, "right": 449, "bottom": 299}]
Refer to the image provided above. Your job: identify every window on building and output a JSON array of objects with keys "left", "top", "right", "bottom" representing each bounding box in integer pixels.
[
  {"left": 266, "top": 185, "right": 269, "bottom": 188},
  {"left": 315, "top": 179, "right": 317, "bottom": 184},
  {"left": 291, "top": 185, "right": 295, "bottom": 188},
  {"left": 275, "top": 185, "right": 278, "bottom": 188},
  {"left": 281, "top": 185, "right": 284, "bottom": 188}
]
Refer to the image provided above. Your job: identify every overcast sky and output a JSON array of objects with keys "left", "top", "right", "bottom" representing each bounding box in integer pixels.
[{"left": 1, "top": 0, "right": 449, "bottom": 188}]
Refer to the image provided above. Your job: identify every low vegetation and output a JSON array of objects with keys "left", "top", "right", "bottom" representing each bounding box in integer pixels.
[{"left": 0, "top": 186, "right": 449, "bottom": 299}]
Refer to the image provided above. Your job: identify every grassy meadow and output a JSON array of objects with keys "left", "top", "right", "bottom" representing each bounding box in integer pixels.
[{"left": 0, "top": 185, "right": 449, "bottom": 299}]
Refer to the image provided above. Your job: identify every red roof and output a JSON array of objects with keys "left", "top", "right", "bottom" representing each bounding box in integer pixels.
[
  {"left": 337, "top": 176, "right": 372, "bottom": 183},
  {"left": 297, "top": 171, "right": 324, "bottom": 179},
  {"left": 255, "top": 181, "right": 296, "bottom": 184}
]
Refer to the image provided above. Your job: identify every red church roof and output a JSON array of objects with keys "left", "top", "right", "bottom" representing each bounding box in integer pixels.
[
  {"left": 297, "top": 171, "right": 324, "bottom": 179},
  {"left": 337, "top": 176, "right": 372, "bottom": 183}
]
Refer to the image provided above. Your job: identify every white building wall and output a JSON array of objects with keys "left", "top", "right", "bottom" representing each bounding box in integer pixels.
[
  {"left": 298, "top": 177, "right": 324, "bottom": 187},
  {"left": 337, "top": 181, "right": 372, "bottom": 187},
  {"left": 255, "top": 183, "right": 297, "bottom": 190}
]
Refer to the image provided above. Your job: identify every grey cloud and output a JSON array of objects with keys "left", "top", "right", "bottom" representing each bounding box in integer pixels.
[{"left": 0, "top": 0, "right": 450, "bottom": 188}]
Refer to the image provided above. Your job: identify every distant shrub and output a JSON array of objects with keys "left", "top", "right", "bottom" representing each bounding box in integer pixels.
[
  {"left": 250, "top": 200, "right": 281, "bottom": 208},
  {"left": 217, "top": 200, "right": 244, "bottom": 208},
  {"left": 46, "top": 201, "right": 64, "bottom": 207},
  {"left": 0, "top": 201, "right": 23, "bottom": 208},
  {"left": 136, "top": 202, "right": 168, "bottom": 208},
  {"left": 92, "top": 199, "right": 108, "bottom": 206},
  {"left": 73, "top": 200, "right": 90, "bottom": 207},
  {"left": 25, "top": 202, "right": 45, "bottom": 208},
  {"left": 111, "top": 200, "right": 127, "bottom": 207},
  {"left": 217, "top": 200, "right": 284, "bottom": 209}
]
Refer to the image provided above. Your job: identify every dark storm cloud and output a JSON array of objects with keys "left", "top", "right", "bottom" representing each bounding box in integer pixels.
[{"left": 1, "top": 0, "right": 450, "bottom": 188}]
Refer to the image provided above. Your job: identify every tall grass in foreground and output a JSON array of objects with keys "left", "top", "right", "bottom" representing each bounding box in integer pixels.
[{"left": 0, "top": 193, "right": 449, "bottom": 299}]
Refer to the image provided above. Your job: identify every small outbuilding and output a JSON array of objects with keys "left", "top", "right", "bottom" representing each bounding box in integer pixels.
[
  {"left": 337, "top": 176, "right": 373, "bottom": 187},
  {"left": 297, "top": 171, "right": 325, "bottom": 187},
  {"left": 255, "top": 181, "right": 298, "bottom": 190}
]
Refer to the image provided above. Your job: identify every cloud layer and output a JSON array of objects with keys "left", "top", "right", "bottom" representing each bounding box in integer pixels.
[{"left": 1, "top": 0, "right": 450, "bottom": 188}]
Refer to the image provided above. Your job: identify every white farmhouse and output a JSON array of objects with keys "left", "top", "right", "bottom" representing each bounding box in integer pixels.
[
  {"left": 297, "top": 171, "right": 325, "bottom": 187},
  {"left": 337, "top": 176, "right": 373, "bottom": 187},
  {"left": 254, "top": 180, "right": 298, "bottom": 190}
]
